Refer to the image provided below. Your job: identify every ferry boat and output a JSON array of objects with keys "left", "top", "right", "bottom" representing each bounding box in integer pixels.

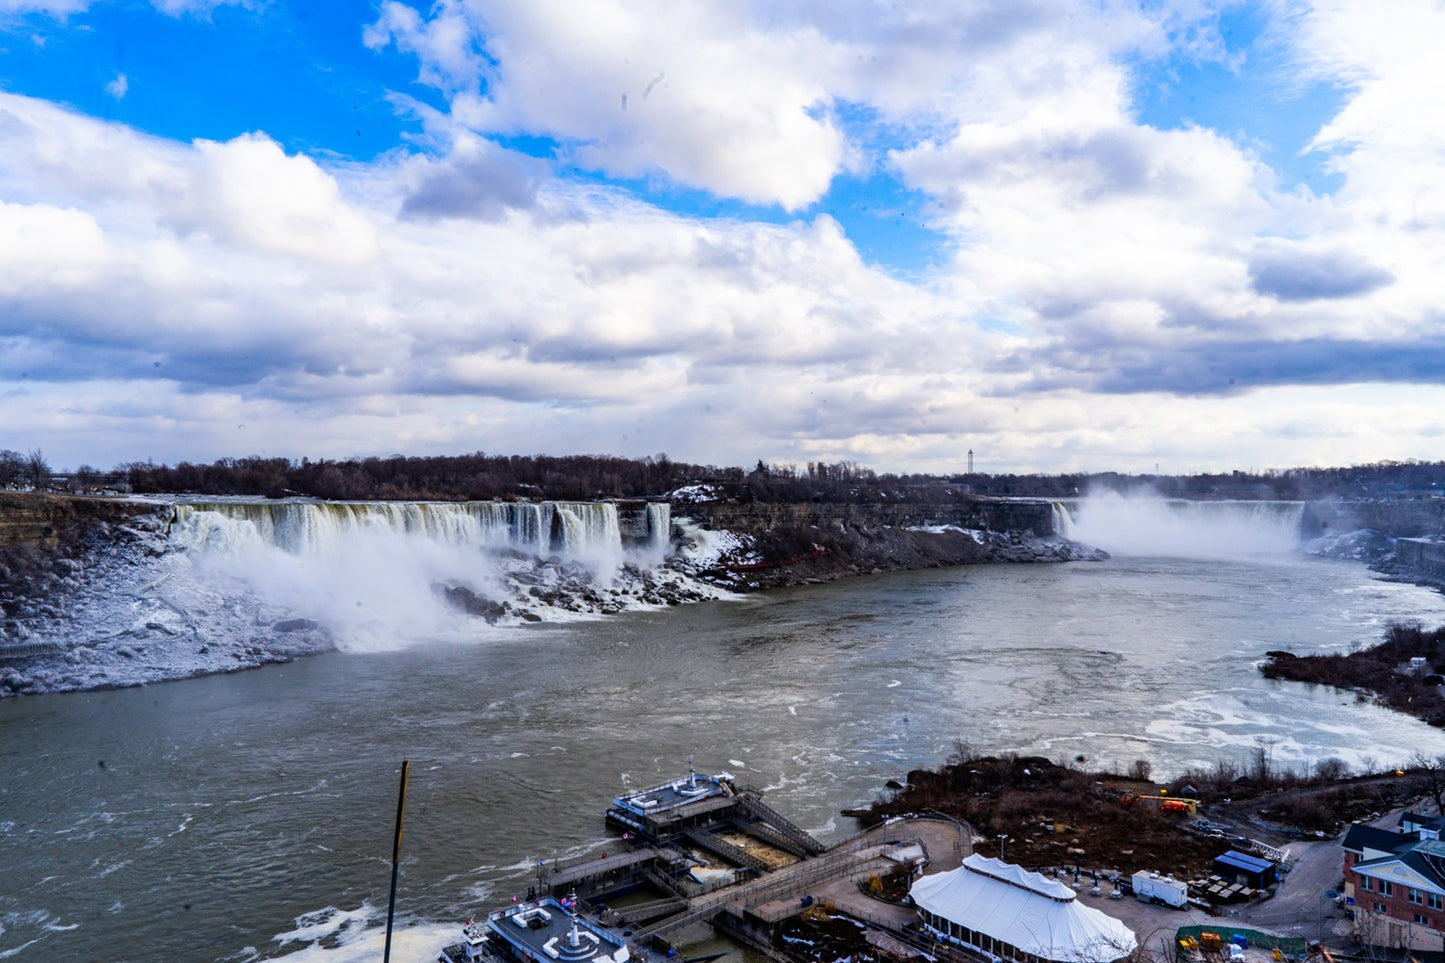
[{"left": 439, "top": 895, "right": 663, "bottom": 963}]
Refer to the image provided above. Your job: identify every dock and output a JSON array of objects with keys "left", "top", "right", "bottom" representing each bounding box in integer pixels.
[
  {"left": 446, "top": 767, "right": 972, "bottom": 963},
  {"left": 538, "top": 768, "right": 964, "bottom": 954}
]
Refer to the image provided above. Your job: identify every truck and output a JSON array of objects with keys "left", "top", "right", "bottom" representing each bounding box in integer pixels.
[{"left": 1132, "top": 870, "right": 1188, "bottom": 908}]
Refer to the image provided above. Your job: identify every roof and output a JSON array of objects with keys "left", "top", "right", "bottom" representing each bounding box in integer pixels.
[
  {"left": 1400, "top": 812, "right": 1445, "bottom": 832},
  {"left": 1354, "top": 840, "right": 1445, "bottom": 893},
  {"left": 485, "top": 898, "right": 632, "bottom": 963},
  {"left": 1214, "top": 850, "right": 1274, "bottom": 874},
  {"left": 1342, "top": 823, "right": 1414, "bottom": 858},
  {"left": 910, "top": 855, "right": 1138, "bottom": 963},
  {"left": 611, "top": 771, "right": 732, "bottom": 817}
]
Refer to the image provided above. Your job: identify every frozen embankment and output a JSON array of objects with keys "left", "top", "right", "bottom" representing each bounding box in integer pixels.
[
  {"left": 0, "top": 497, "right": 735, "bottom": 696},
  {"left": 0, "top": 493, "right": 1102, "bottom": 696}
]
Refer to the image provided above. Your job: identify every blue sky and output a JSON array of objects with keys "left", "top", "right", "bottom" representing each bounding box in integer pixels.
[{"left": 2, "top": 0, "right": 1444, "bottom": 475}]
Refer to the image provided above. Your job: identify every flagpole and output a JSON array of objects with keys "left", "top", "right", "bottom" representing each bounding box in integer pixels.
[{"left": 384, "top": 760, "right": 410, "bottom": 963}]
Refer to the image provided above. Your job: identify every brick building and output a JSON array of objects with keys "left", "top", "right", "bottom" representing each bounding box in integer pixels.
[{"left": 1341, "top": 814, "right": 1445, "bottom": 951}]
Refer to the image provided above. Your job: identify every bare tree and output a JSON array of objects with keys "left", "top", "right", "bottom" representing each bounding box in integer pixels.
[
  {"left": 1250, "top": 735, "right": 1279, "bottom": 783},
  {"left": 947, "top": 739, "right": 980, "bottom": 767},
  {"left": 24, "top": 449, "right": 50, "bottom": 490},
  {"left": 0, "top": 448, "right": 23, "bottom": 487},
  {"left": 1410, "top": 750, "right": 1445, "bottom": 814}
]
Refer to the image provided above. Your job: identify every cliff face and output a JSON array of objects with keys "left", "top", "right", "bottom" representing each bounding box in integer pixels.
[
  {"left": 1301, "top": 499, "right": 1445, "bottom": 540},
  {"left": 670, "top": 496, "right": 1089, "bottom": 590},
  {"left": 678, "top": 497, "right": 1058, "bottom": 538},
  {"left": 0, "top": 494, "right": 169, "bottom": 631},
  {"left": 0, "top": 492, "right": 163, "bottom": 547}
]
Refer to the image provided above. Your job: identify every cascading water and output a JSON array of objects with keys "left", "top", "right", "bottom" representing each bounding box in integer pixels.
[
  {"left": 1062, "top": 491, "right": 1306, "bottom": 558},
  {"left": 645, "top": 502, "right": 671, "bottom": 560},
  {"left": 1050, "top": 502, "right": 1076, "bottom": 540},
  {"left": 170, "top": 500, "right": 645, "bottom": 560},
  {"left": 162, "top": 499, "right": 692, "bottom": 649}
]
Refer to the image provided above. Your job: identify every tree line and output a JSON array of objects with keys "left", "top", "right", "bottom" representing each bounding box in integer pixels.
[{"left": 5, "top": 446, "right": 1445, "bottom": 503}]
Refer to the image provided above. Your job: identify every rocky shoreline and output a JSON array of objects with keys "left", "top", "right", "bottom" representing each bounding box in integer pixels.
[{"left": 1260, "top": 620, "right": 1445, "bottom": 729}]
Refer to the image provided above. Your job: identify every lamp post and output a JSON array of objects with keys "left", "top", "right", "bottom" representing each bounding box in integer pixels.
[{"left": 999, "top": 834, "right": 1008, "bottom": 863}]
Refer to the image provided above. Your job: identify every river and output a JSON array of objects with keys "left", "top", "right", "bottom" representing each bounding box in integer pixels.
[{"left": 4, "top": 548, "right": 1445, "bottom": 961}]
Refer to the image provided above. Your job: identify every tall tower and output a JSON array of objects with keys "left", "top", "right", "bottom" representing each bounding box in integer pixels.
[{"left": 967, "top": 449, "right": 974, "bottom": 473}]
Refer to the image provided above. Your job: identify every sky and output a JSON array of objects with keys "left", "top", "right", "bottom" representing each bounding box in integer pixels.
[{"left": 2, "top": 0, "right": 1444, "bottom": 476}]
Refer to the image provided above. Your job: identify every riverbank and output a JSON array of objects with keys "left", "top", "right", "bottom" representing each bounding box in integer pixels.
[
  {"left": 851, "top": 752, "right": 1438, "bottom": 878},
  {"left": 1260, "top": 621, "right": 1445, "bottom": 729}
]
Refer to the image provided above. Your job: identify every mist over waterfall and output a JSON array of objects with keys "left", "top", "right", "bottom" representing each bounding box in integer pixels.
[
  {"left": 163, "top": 499, "right": 684, "bottom": 651},
  {"left": 1064, "top": 491, "right": 1305, "bottom": 558}
]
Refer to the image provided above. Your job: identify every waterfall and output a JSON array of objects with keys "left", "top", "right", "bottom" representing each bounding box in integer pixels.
[
  {"left": 151, "top": 498, "right": 688, "bottom": 649},
  {"left": 1051, "top": 502, "right": 1076, "bottom": 539},
  {"left": 1066, "top": 492, "right": 1306, "bottom": 558},
  {"left": 646, "top": 502, "right": 671, "bottom": 556},
  {"left": 169, "top": 500, "right": 658, "bottom": 563}
]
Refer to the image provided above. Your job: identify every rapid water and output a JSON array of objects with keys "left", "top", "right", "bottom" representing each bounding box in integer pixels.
[{"left": 5, "top": 500, "right": 1445, "bottom": 960}]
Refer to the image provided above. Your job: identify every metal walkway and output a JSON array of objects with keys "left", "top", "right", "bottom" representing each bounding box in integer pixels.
[
  {"left": 736, "top": 795, "right": 827, "bottom": 855},
  {"left": 682, "top": 826, "right": 771, "bottom": 873},
  {"left": 542, "top": 847, "right": 661, "bottom": 890},
  {"left": 634, "top": 836, "right": 919, "bottom": 941}
]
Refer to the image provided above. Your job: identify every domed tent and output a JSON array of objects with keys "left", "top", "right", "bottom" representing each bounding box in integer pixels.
[{"left": 910, "top": 854, "right": 1138, "bottom": 963}]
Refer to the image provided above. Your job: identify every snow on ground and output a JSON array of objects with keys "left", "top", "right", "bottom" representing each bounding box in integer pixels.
[
  {"left": 670, "top": 519, "right": 760, "bottom": 570},
  {"left": 906, "top": 524, "right": 984, "bottom": 543},
  {"left": 667, "top": 483, "right": 723, "bottom": 504},
  {"left": 2, "top": 510, "right": 746, "bottom": 696}
]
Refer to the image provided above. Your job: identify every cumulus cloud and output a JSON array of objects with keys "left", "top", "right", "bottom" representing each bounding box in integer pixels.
[
  {"left": 104, "top": 72, "right": 128, "bottom": 99},
  {"left": 1248, "top": 244, "right": 1393, "bottom": 302},
  {"left": 366, "top": 0, "right": 852, "bottom": 209},
  {"left": 399, "top": 135, "right": 547, "bottom": 221},
  {"left": 8, "top": 2, "right": 1445, "bottom": 474}
]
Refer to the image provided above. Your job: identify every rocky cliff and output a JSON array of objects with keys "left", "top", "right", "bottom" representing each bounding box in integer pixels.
[
  {"left": 1299, "top": 497, "right": 1445, "bottom": 591},
  {"left": 669, "top": 496, "right": 1098, "bottom": 590},
  {"left": 0, "top": 494, "right": 168, "bottom": 631}
]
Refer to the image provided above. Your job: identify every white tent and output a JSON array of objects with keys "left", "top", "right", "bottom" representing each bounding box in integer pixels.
[{"left": 910, "top": 855, "right": 1138, "bottom": 963}]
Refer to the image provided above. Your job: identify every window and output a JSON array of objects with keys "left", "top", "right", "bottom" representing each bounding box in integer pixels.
[
  {"left": 1360, "top": 877, "right": 1372, "bottom": 891},
  {"left": 1430, "top": 892, "right": 1443, "bottom": 910},
  {"left": 1408, "top": 888, "right": 1423, "bottom": 905},
  {"left": 1375, "top": 902, "right": 1387, "bottom": 914},
  {"left": 1380, "top": 880, "right": 1393, "bottom": 897},
  {"left": 1416, "top": 914, "right": 1429, "bottom": 926}
]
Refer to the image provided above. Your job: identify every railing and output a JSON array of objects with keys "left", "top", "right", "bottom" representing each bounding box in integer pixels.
[
  {"left": 682, "top": 827, "right": 770, "bottom": 872},
  {"left": 612, "top": 896, "right": 688, "bottom": 925},
  {"left": 540, "top": 847, "right": 659, "bottom": 889},
  {"left": 736, "top": 795, "right": 828, "bottom": 854},
  {"left": 0, "top": 641, "right": 61, "bottom": 660}
]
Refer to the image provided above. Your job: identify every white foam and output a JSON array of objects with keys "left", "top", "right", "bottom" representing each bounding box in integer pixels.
[
  {"left": 264, "top": 903, "right": 457, "bottom": 963},
  {"left": 1067, "top": 490, "right": 1304, "bottom": 558}
]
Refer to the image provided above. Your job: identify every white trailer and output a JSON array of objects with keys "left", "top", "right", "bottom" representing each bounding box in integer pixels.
[{"left": 1132, "top": 871, "right": 1188, "bottom": 908}]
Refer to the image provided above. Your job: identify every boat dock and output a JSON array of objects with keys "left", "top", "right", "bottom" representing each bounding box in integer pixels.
[{"left": 444, "top": 766, "right": 971, "bottom": 963}]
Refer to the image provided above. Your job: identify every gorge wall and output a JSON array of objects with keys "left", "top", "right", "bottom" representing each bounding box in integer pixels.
[
  {"left": 675, "top": 496, "right": 1057, "bottom": 537},
  {"left": 669, "top": 496, "right": 1086, "bottom": 589},
  {"left": 1300, "top": 498, "right": 1445, "bottom": 540}
]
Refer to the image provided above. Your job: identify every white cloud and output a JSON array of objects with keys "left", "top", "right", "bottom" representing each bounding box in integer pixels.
[
  {"left": 367, "top": 0, "right": 854, "bottom": 209},
  {"left": 7, "top": 2, "right": 1445, "bottom": 475},
  {"left": 0, "top": 0, "right": 247, "bottom": 14},
  {"left": 0, "top": 0, "right": 89, "bottom": 13},
  {"left": 104, "top": 72, "right": 128, "bottom": 100}
]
